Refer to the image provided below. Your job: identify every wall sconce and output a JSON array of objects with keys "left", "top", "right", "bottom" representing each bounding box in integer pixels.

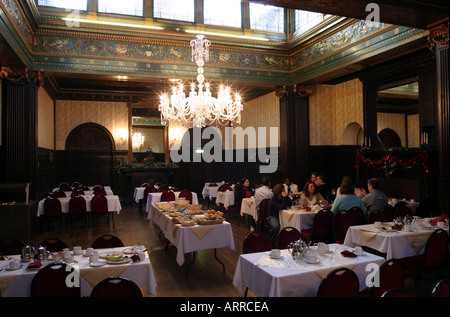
[
  {"left": 132, "top": 132, "right": 145, "bottom": 150},
  {"left": 114, "top": 127, "right": 128, "bottom": 150},
  {"left": 169, "top": 125, "right": 187, "bottom": 150}
]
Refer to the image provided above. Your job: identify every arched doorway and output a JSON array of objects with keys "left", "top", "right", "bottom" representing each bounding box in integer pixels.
[
  {"left": 342, "top": 122, "right": 364, "bottom": 146},
  {"left": 65, "top": 122, "right": 115, "bottom": 151}
]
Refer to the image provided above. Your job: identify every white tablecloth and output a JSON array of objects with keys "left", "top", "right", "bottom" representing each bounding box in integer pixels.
[
  {"left": 216, "top": 191, "right": 235, "bottom": 209},
  {"left": 388, "top": 198, "right": 419, "bottom": 214},
  {"left": 233, "top": 244, "right": 385, "bottom": 297},
  {"left": 0, "top": 247, "right": 157, "bottom": 297},
  {"left": 148, "top": 204, "right": 235, "bottom": 266},
  {"left": 145, "top": 192, "right": 199, "bottom": 213},
  {"left": 279, "top": 208, "right": 319, "bottom": 232},
  {"left": 240, "top": 197, "right": 257, "bottom": 221},
  {"left": 201, "top": 182, "right": 224, "bottom": 199},
  {"left": 343, "top": 223, "right": 449, "bottom": 260},
  {"left": 53, "top": 186, "right": 114, "bottom": 196},
  {"left": 37, "top": 195, "right": 122, "bottom": 216}
]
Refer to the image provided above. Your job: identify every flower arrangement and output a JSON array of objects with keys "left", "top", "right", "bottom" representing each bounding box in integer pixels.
[
  {"left": 355, "top": 149, "right": 429, "bottom": 177},
  {"left": 142, "top": 153, "right": 155, "bottom": 165}
]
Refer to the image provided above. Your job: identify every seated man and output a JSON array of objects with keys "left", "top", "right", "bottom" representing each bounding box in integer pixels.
[
  {"left": 283, "top": 178, "right": 299, "bottom": 196},
  {"left": 362, "top": 178, "right": 388, "bottom": 216},
  {"left": 315, "top": 174, "right": 332, "bottom": 202},
  {"left": 267, "top": 184, "right": 293, "bottom": 248}
]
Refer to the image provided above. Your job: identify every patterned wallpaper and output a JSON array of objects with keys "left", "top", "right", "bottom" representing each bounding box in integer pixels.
[
  {"left": 309, "top": 78, "right": 364, "bottom": 146},
  {"left": 55, "top": 100, "right": 128, "bottom": 150},
  {"left": 38, "top": 87, "right": 54, "bottom": 150}
]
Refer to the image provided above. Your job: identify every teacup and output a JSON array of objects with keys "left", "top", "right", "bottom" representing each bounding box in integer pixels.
[
  {"left": 73, "top": 246, "right": 82, "bottom": 255},
  {"left": 89, "top": 252, "right": 99, "bottom": 263},
  {"left": 354, "top": 247, "right": 364, "bottom": 256},
  {"left": 374, "top": 221, "right": 381, "bottom": 228},
  {"left": 404, "top": 224, "right": 412, "bottom": 232},
  {"left": 9, "top": 259, "right": 21, "bottom": 269},
  {"left": 315, "top": 242, "right": 328, "bottom": 255},
  {"left": 138, "top": 251, "right": 146, "bottom": 261},
  {"left": 437, "top": 222, "right": 445, "bottom": 228},
  {"left": 270, "top": 249, "right": 281, "bottom": 258},
  {"left": 85, "top": 247, "right": 94, "bottom": 256},
  {"left": 304, "top": 250, "right": 318, "bottom": 263},
  {"left": 53, "top": 253, "right": 62, "bottom": 263}
]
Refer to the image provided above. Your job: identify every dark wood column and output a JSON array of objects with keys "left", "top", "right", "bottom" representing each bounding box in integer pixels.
[
  {"left": 278, "top": 85, "right": 311, "bottom": 186},
  {"left": 1, "top": 69, "right": 38, "bottom": 200}
]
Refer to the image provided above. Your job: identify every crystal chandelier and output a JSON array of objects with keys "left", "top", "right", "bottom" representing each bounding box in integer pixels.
[
  {"left": 159, "top": 35, "right": 243, "bottom": 128},
  {"left": 132, "top": 132, "right": 145, "bottom": 149}
]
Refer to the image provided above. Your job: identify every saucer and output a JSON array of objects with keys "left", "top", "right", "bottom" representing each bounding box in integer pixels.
[
  {"left": 269, "top": 254, "right": 283, "bottom": 259},
  {"left": 89, "top": 260, "right": 106, "bottom": 267},
  {"left": 304, "top": 258, "right": 320, "bottom": 264}
]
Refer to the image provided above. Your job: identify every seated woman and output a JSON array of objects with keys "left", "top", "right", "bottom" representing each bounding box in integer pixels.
[
  {"left": 331, "top": 178, "right": 367, "bottom": 215},
  {"left": 234, "top": 178, "right": 255, "bottom": 205},
  {"left": 268, "top": 184, "right": 293, "bottom": 247},
  {"left": 299, "top": 181, "right": 327, "bottom": 207}
]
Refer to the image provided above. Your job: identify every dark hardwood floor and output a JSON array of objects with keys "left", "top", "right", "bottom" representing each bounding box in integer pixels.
[{"left": 30, "top": 199, "right": 447, "bottom": 298}]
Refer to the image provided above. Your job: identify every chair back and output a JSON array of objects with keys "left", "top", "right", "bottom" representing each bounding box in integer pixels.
[
  {"left": 44, "top": 197, "right": 63, "bottom": 216},
  {"left": 30, "top": 263, "right": 80, "bottom": 297},
  {"left": 317, "top": 267, "right": 359, "bottom": 297},
  {"left": 90, "top": 277, "right": 143, "bottom": 297},
  {"left": 242, "top": 232, "right": 272, "bottom": 254},
  {"left": 311, "top": 209, "right": 334, "bottom": 243},
  {"left": 59, "top": 183, "right": 72, "bottom": 191},
  {"left": 381, "top": 289, "right": 410, "bottom": 297},
  {"left": 71, "top": 182, "right": 82, "bottom": 188},
  {"left": 52, "top": 190, "right": 66, "bottom": 198},
  {"left": 209, "top": 183, "right": 218, "bottom": 187},
  {"left": 348, "top": 206, "right": 365, "bottom": 225},
  {"left": 142, "top": 185, "right": 156, "bottom": 203},
  {"left": 370, "top": 259, "right": 405, "bottom": 297},
  {"left": 71, "top": 189, "right": 85, "bottom": 197},
  {"left": 91, "top": 194, "right": 108, "bottom": 214},
  {"left": 40, "top": 238, "right": 69, "bottom": 252},
  {"left": 277, "top": 227, "right": 303, "bottom": 249},
  {"left": 161, "top": 190, "right": 175, "bottom": 202},
  {"left": 394, "top": 205, "right": 413, "bottom": 218},
  {"left": 219, "top": 184, "right": 232, "bottom": 192},
  {"left": 368, "top": 210, "right": 387, "bottom": 223},
  {"left": 432, "top": 278, "right": 449, "bottom": 297},
  {"left": 91, "top": 235, "right": 124, "bottom": 249},
  {"left": 69, "top": 195, "right": 87, "bottom": 215},
  {"left": 0, "top": 237, "right": 25, "bottom": 256},
  {"left": 258, "top": 198, "right": 271, "bottom": 229},
  {"left": 423, "top": 229, "right": 448, "bottom": 269},
  {"left": 334, "top": 210, "right": 356, "bottom": 243},
  {"left": 382, "top": 204, "right": 395, "bottom": 221},
  {"left": 141, "top": 183, "right": 151, "bottom": 187},
  {"left": 179, "top": 190, "right": 193, "bottom": 204},
  {"left": 93, "top": 187, "right": 107, "bottom": 196}
]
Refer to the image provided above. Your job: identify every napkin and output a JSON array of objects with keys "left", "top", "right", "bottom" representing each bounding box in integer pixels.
[
  {"left": 322, "top": 205, "right": 331, "bottom": 210},
  {"left": 430, "top": 214, "right": 449, "bottom": 226},
  {"left": 131, "top": 254, "right": 140, "bottom": 262},
  {"left": 28, "top": 260, "right": 42, "bottom": 269},
  {"left": 303, "top": 205, "right": 311, "bottom": 211},
  {"left": 391, "top": 224, "right": 403, "bottom": 230},
  {"left": 341, "top": 250, "right": 357, "bottom": 257}
]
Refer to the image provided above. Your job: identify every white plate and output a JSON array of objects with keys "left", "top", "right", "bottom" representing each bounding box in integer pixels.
[
  {"left": 90, "top": 260, "right": 106, "bottom": 267},
  {"left": 106, "top": 258, "right": 131, "bottom": 265},
  {"left": 99, "top": 251, "right": 124, "bottom": 258},
  {"left": 123, "top": 246, "right": 146, "bottom": 254}
]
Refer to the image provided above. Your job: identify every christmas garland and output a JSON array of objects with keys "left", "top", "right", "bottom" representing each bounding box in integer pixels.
[{"left": 355, "top": 150, "right": 429, "bottom": 177}]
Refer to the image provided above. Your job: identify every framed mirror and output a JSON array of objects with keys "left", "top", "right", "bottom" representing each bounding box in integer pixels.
[
  {"left": 376, "top": 79, "right": 419, "bottom": 148},
  {"left": 127, "top": 103, "right": 169, "bottom": 164}
]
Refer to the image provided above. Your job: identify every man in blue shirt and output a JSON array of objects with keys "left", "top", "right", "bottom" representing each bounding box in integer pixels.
[{"left": 362, "top": 178, "right": 388, "bottom": 216}]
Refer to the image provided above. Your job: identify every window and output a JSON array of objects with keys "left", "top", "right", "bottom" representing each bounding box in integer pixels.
[
  {"left": 204, "top": 0, "right": 241, "bottom": 28},
  {"left": 249, "top": 3, "right": 284, "bottom": 33},
  {"left": 98, "top": 0, "right": 143, "bottom": 17},
  {"left": 153, "top": 0, "right": 195, "bottom": 22},
  {"left": 37, "top": 0, "right": 87, "bottom": 11},
  {"left": 295, "top": 10, "right": 324, "bottom": 31}
]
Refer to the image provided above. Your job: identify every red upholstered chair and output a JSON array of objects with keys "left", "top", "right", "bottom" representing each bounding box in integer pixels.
[
  {"left": 39, "top": 238, "right": 69, "bottom": 252},
  {"left": 348, "top": 206, "right": 365, "bottom": 225},
  {"left": 219, "top": 184, "right": 232, "bottom": 192},
  {"left": 93, "top": 187, "right": 107, "bottom": 196},
  {"left": 382, "top": 204, "right": 395, "bottom": 221},
  {"left": 52, "top": 190, "right": 66, "bottom": 198},
  {"left": 368, "top": 210, "right": 387, "bottom": 223},
  {"left": 179, "top": 190, "right": 193, "bottom": 204},
  {"left": 302, "top": 209, "right": 334, "bottom": 243},
  {"left": 160, "top": 190, "right": 176, "bottom": 202},
  {"left": 276, "top": 226, "right": 303, "bottom": 249},
  {"left": 431, "top": 278, "right": 449, "bottom": 297},
  {"left": 368, "top": 259, "right": 406, "bottom": 297},
  {"left": 142, "top": 185, "right": 156, "bottom": 204},
  {"left": 68, "top": 195, "right": 88, "bottom": 228},
  {"left": 59, "top": 182, "right": 72, "bottom": 192},
  {"left": 90, "top": 277, "right": 143, "bottom": 297},
  {"left": 242, "top": 232, "right": 272, "bottom": 254},
  {"left": 43, "top": 196, "right": 65, "bottom": 230},
  {"left": 400, "top": 229, "right": 449, "bottom": 286},
  {"left": 381, "top": 289, "right": 410, "bottom": 297},
  {"left": 394, "top": 202, "right": 414, "bottom": 218},
  {"left": 0, "top": 237, "right": 25, "bottom": 256},
  {"left": 91, "top": 234, "right": 124, "bottom": 249},
  {"left": 71, "top": 189, "right": 85, "bottom": 197},
  {"left": 91, "top": 194, "right": 114, "bottom": 229},
  {"left": 30, "top": 263, "right": 80, "bottom": 297},
  {"left": 333, "top": 210, "right": 356, "bottom": 244},
  {"left": 71, "top": 182, "right": 82, "bottom": 188},
  {"left": 256, "top": 199, "right": 271, "bottom": 232},
  {"left": 317, "top": 267, "right": 360, "bottom": 297}
]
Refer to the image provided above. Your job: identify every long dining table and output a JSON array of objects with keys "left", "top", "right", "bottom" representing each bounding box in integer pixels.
[
  {"left": 0, "top": 246, "right": 157, "bottom": 297},
  {"left": 233, "top": 244, "right": 385, "bottom": 297},
  {"left": 144, "top": 192, "right": 199, "bottom": 213},
  {"left": 37, "top": 195, "right": 122, "bottom": 216},
  {"left": 148, "top": 203, "right": 235, "bottom": 272},
  {"left": 343, "top": 219, "right": 449, "bottom": 260}
]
